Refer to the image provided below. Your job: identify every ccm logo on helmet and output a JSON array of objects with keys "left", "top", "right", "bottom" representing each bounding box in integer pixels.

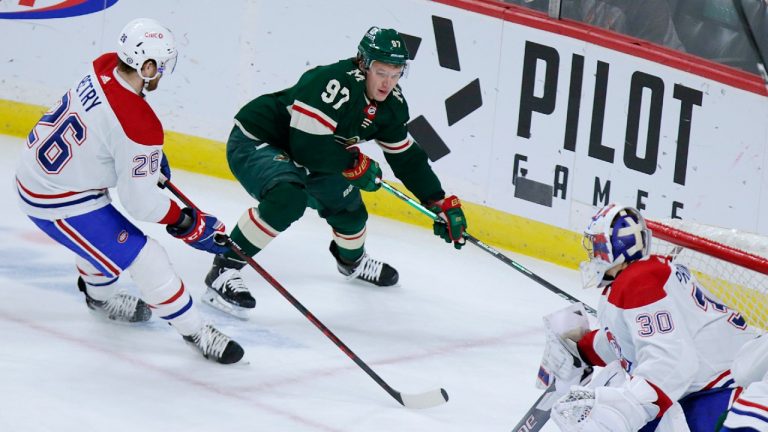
[{"left": 144, "top": 32, "right": 164, "bottom": 39}]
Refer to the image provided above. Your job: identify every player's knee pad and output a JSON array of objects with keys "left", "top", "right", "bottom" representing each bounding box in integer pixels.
[
  {"left": 259, "top": 182, "right": 308, "bottom": 231},
  {"left": 326, "top": 204, "right": 368, "bottom": 234}
]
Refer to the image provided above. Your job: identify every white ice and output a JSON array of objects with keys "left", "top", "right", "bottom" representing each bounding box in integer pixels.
[{"left": 0, "top": 134, "right": 602, "bottom": 432}]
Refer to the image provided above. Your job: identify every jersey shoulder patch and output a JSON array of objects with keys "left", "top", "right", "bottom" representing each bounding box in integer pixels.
[
  {"left": 608, "top": 257, "right": 671, "bottom": 309},
  {"left": 302, "top": 59, "right": 362, "bottom": 89},
  {"left": 93, "top": 53, "right": 163, "bottom": 146}
]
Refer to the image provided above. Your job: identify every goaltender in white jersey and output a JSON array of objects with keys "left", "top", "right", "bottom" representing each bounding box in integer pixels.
[
  {"left": 540, "top": 204, "right": 761, "bottom": 432},
  {"left": 15, "top": 18, "right": 244, "bottom": 364}
]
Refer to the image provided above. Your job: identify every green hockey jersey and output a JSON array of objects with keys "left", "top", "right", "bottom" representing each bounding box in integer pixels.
[{"left": 233, "top": 58, "right": 445, "bottom": 203}]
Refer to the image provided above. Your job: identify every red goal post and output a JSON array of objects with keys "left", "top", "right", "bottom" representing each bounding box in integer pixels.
[{"left": 647, "top": 219, "right": 768, "bottom": 331}]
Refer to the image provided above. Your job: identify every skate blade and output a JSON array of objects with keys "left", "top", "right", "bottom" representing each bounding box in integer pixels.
[
  {"left": 202, "top": 288, "right": 254, "bottom": 320},
  {"left": 85, "top": 307, "right": 152, "bottom": 326}
]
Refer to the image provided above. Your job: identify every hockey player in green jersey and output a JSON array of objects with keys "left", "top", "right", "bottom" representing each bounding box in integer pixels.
[{"left": 202, "top": 26, "right": 468, "bottom": 318}]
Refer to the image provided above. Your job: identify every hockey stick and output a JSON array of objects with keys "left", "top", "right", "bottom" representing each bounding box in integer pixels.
[
  {"left": 163, "top": 180, "right": 449, "bottom": 409},
  {"left": 510, "top": 380, "right": 559, "bottom": 432},
  {"left": 733, "top": 0, "right": 768, "bottom": 89},
  {"left": 379, "top": 181, "right": 596, "bottom": 316}
]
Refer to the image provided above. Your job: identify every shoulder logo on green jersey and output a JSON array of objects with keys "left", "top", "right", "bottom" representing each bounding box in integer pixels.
[
  {"left": 346, "top": 69, "right": 365, "bottom": 82},
  {"left": 391, "top": 87, "right": 404, "bottom": 104}
]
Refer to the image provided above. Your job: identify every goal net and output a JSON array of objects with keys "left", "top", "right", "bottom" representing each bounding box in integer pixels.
[{"left": 648, "top": 219, "right": 768, "bottom": 332}]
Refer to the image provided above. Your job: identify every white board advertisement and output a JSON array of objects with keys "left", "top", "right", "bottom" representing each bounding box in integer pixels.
[{"left": 1, "top": 0, "right": 767, "bottom": 234}]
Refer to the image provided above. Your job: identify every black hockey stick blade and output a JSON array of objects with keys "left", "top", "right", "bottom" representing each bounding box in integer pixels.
[{"left": 511, "top": 383, "right": 558, "bottom": 432}]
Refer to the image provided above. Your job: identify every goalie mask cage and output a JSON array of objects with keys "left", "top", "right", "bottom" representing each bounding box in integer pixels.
[{"left": 648, "top": 219, "right": 768, "bottom": 332}]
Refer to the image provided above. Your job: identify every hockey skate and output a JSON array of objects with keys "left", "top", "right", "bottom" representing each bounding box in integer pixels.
[
  {"left": 182, "top": 324, "right": 245, "bottom": 364},
  {"left": 203, "top": 255, "right": 256, "bottom": 319},
  {"left": 77, "top": 277, "right": 152, "bottom": 323},
  {"left": 329, "top": 241, "right": 399, "bottom": 287}
]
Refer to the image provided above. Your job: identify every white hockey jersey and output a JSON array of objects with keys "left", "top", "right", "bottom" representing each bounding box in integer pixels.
[
  {"left": 577, "top": 255, "right": 760, "bottom": 416},
  {"left": 723, "top": 335, "right": 768, "bottom": 430},
  {"left": 15, "top": 53, "right": 180, "bottom": 224}
]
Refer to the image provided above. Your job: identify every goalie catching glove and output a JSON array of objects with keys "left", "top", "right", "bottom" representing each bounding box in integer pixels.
[
  {"left": 551, "top": 370, "right": 662, "bottom": 432},
  {"left": 428, "top": 195, "right": 467, "bottom": 249},
  {"left": 166, "top": 207, "right": 229, "bottom": 254},
  {"left": 342, "top": 147, "right": 382, "bottom": 192}
]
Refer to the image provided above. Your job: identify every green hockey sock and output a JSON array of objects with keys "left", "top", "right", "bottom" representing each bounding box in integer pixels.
[
  {"left": 337, "top": 245, "right": 364, "bottom": 263},
  {"left": 224, "top": 224, "right": 262, "bottom": 259}
]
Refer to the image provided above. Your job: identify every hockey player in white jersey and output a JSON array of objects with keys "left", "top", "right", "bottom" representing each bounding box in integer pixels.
[
  {"left": 540, "top": 204, "right": 760, "bottom": 431},
  {"left": 15, "top": 18, "right": 244, "bottom": 364},
  {"left": 719, "top": 335, "right": 768, "bottom": 431}
]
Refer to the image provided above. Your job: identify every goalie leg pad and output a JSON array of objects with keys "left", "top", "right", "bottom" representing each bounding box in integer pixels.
[
  {"left": 127, "top": 238, "right": 201, "bottom": 335},
  {"left": 732, "top": 335, "right": 768, "bottom": 387},
  {"left": 722, "top": 380, "right": 768, "bottom": 432}
]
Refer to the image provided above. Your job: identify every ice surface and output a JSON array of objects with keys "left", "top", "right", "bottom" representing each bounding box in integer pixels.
[{"left": 0, "top": 134, "right": 601, "bottom": 432}]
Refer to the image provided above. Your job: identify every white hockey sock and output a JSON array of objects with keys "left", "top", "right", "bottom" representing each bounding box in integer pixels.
[
  {"left": 332, "top": 226, "right": 367, "bottom": 251},
  {"left": 76, "top": 256, "right": 119, "bottom": 301},
  {"left": 128, "top": 238, "right": 203, "bottom": 336},
  {"left": 236, "top": 207, "right": 279, "bottom": 250},
  {"left": 145, "top": 281, "right": 202, "bottom": 336}
]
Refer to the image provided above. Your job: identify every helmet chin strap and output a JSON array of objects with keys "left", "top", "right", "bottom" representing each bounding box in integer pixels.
[{"left": 137, "top": 65, "right": 160, "bottom": 90}]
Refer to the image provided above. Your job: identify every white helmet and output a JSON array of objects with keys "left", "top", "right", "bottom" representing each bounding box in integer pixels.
[
  {"left": 579, "top": 204, "right": 651, "bottom": 288},
  {"left": 117, "top": 18, "right": 177, "bottom": 82}
]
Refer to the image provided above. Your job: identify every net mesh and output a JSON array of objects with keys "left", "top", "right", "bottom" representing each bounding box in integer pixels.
[{"left": 648, "top": 219, "right": 768, "bottom": 331}]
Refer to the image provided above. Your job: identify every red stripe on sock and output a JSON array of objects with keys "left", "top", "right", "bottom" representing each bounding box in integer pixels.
[{"left": 158, "top": 282, "right": 185, "bottom": 305}]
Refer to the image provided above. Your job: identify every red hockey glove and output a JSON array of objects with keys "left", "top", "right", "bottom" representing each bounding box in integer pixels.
[
  {"left": 342, "top": 147, "right": 382, "bottom": 192},
  {"left": 429, "top": 195, "right": 467, "bottom": 249},
  {"left": 166, "top": 207, "right": 228, "bottom": 254}
]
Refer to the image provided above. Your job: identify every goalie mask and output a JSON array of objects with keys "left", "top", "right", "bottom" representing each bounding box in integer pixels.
[
  {"left": 579, "top": 204, "right": 651, "bottom": 288},
  {"left": 117, "top": 18, "right": 178, "bottom": 82},
  {"left": 358, "top": 26, "right": 409, "bottom": 71}
]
